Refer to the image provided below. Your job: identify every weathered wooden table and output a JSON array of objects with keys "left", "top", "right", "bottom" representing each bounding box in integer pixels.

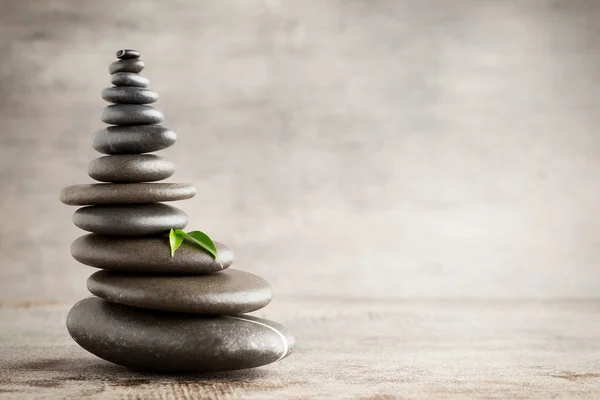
[{"left": 1, "top": 298, "right": 599, "bottom": 399}]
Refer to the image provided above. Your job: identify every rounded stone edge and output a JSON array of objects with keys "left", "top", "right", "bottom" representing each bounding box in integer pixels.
[
  {"left": 88, "top": 155, "right": 175, "bottom": 183},
  {"left": 66, "top": 297, "right": 295, "bottom": 372},
  {"left": 59, "top": 183, "right": 196, "bottom": 205},
  {"left": 91, "top": 125, "right": 177, "bottom": 155},
  {"left": 227, "top": 314, "right": 296, "bottom": 361},
  {"left": 70, "top": 234, "right": 234, "bottom": 273},
  {"left": 101, "top": 87, "right": 158, "bottom": 105},
  {"left": 100, "top": 105, "right": 164, "bottom": 126},
  {"left": 71, "top": 204, "right": 188, "bottom": 236},
  {"left": 86, "top": 269, "right": 272, "bottom": 314},
  {"left": 110, "top": 72, "right": 150, "bottom": 88},
  {"left": 109, "top": 59, "right": 145, "bottom": 74}
]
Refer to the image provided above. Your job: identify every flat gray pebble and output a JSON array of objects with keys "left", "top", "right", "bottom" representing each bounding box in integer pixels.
[
  {"left": 60, "top": 183, "right": 196, "bottom": 205},
  {"left": 109, "top": 59, "right": 144, "bottom": 74},
  {"left": 67, "top": 297, "right": 294, "bottom": 372},
  {"left": 101, "top": 87, "right": 158, "bottom": 104},
  {"left": 87, "top": 269, "right": 272, "bottom": 314},
  {"left": 92, "top": 125, "right": 176, "bottom": 155},
  {"left": 110, "top": 72, "right": 149, "bottom": 88},
  {"left": 100, "top": 105, "right": 163, "bottom": 125},
  {"left": 88, "top": 154, "right": 175, "bottom": 183},
  {"left": 72, "top": 203, "right": 187, "bottom": 235},
  {"left": 71, "top": 234, "right": 234, "bottom": 273}
]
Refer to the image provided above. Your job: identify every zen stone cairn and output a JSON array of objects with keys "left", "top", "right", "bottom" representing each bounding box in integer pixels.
[{"left": 60, "top": 49, "right": 294, "bottom": 372}]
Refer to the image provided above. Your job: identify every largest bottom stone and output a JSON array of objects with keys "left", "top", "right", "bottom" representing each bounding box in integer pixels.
[{"left": 67, "top": 297, "right": 294, "bottom": 372}]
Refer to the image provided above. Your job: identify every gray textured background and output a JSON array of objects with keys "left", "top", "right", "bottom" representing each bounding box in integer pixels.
[{"left": 1, "top": 0, "right": 600, "bottom": 302}]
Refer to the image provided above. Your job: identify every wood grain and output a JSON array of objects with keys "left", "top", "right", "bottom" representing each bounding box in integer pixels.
[{"left": 1, "top": 299, "right": 600, "bottom": 399}]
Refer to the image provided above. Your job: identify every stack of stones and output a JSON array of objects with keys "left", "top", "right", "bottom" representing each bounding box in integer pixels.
[{"left": 60, "top": 49, "right": 294, "bottom": 373}]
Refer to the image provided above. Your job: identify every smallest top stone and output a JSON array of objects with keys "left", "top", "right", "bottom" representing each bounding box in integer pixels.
[{"left": 116, "top": 49, "right": 140, "bottom": 59}]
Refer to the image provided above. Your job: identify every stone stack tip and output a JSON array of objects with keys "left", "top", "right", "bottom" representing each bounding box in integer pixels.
[{"left": 116, "top": 49, "right": 141, "bottom": 59}]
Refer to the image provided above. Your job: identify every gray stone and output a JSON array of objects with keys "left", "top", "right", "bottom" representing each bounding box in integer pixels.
[
  {"left": 88, "top": 155, "right": 175, "bottom": 183},
  {"left": 71, "top": 234, "right": 233, "bottom": 273},
  {"left": 87, "top": 269, "right": 272, "bottom": 314},
  {"left": 72, "top": 204, "right": 187, "bottom": 236},
  {"left": 60, "top": 183, "right": 196, "bottom": 205},
  {"left": 66, "top": 297, "right": 294, "bottom": 372},
  {"left": 100, "top": 105, "right": 163, "bottom": 125},
  {"left": 116, "top": 49, "right": 140, "bottom": 59},
  {"left": 101, "top": 87, "right": 158, "bottom": 104},
  {"left": 110, "top": 72, "right": 149, "bottom": 88},
  {"left": 109, "top": 59, "right": 144, "bottom": 74},
  {"left": 92, "top": 125, "right": 177, "bottom": 155}
]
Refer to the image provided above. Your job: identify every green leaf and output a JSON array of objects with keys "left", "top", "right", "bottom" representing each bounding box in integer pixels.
[
  {"left": 170, "top": 229, "right": 223, "bottom": 268},
  {"left": 184, "top": 231, "right": 218, "bottom": 257},
  {"left": 169, "top": 228, "right": 184, "bottom": 257}
]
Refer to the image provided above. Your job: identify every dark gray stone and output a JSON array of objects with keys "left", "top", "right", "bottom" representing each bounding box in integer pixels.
[
  {"left": 71, "top": 234, "right": 233, "bottom": 273},
  {"left": 116, "top": 49, "right": 140, "bottom": 59},
  {"left": 60, "top": 183, "right": 196, "bottom": 205},
  {"left": 66, "top": 297, "right": 294, "bottom": 372},
  {"left": 110, "top": 72, "right": 149, "bottom": 88},
  {"left": 101, "top": 105, "right": 163, "bottom": 125},
  {"left": 109, "top": 59, "right": 145, "bottom": 74},
  {"left": 88, "top": 155, "right": 175, "bottom": 183},
  {"left": 92, "top": 125, "right": 177, "bottom": 155},
  {"left": 87, "top": 269, "right": 272, "bottom": 314},
  {"left": 101, "top": 87, "right": 158, "bottom": 104},
  {"left": 72, "top": 204, "right": 187, "bottom": 236}
]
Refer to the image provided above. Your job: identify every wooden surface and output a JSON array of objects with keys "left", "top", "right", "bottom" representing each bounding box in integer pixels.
[{"left": 1, "top": 299, "right": 600, "bottom": 399}]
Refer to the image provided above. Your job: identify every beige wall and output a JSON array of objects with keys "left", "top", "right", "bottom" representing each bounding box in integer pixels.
[{"left": 1, "top": 0, "right": 600, "bottom": 302}]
